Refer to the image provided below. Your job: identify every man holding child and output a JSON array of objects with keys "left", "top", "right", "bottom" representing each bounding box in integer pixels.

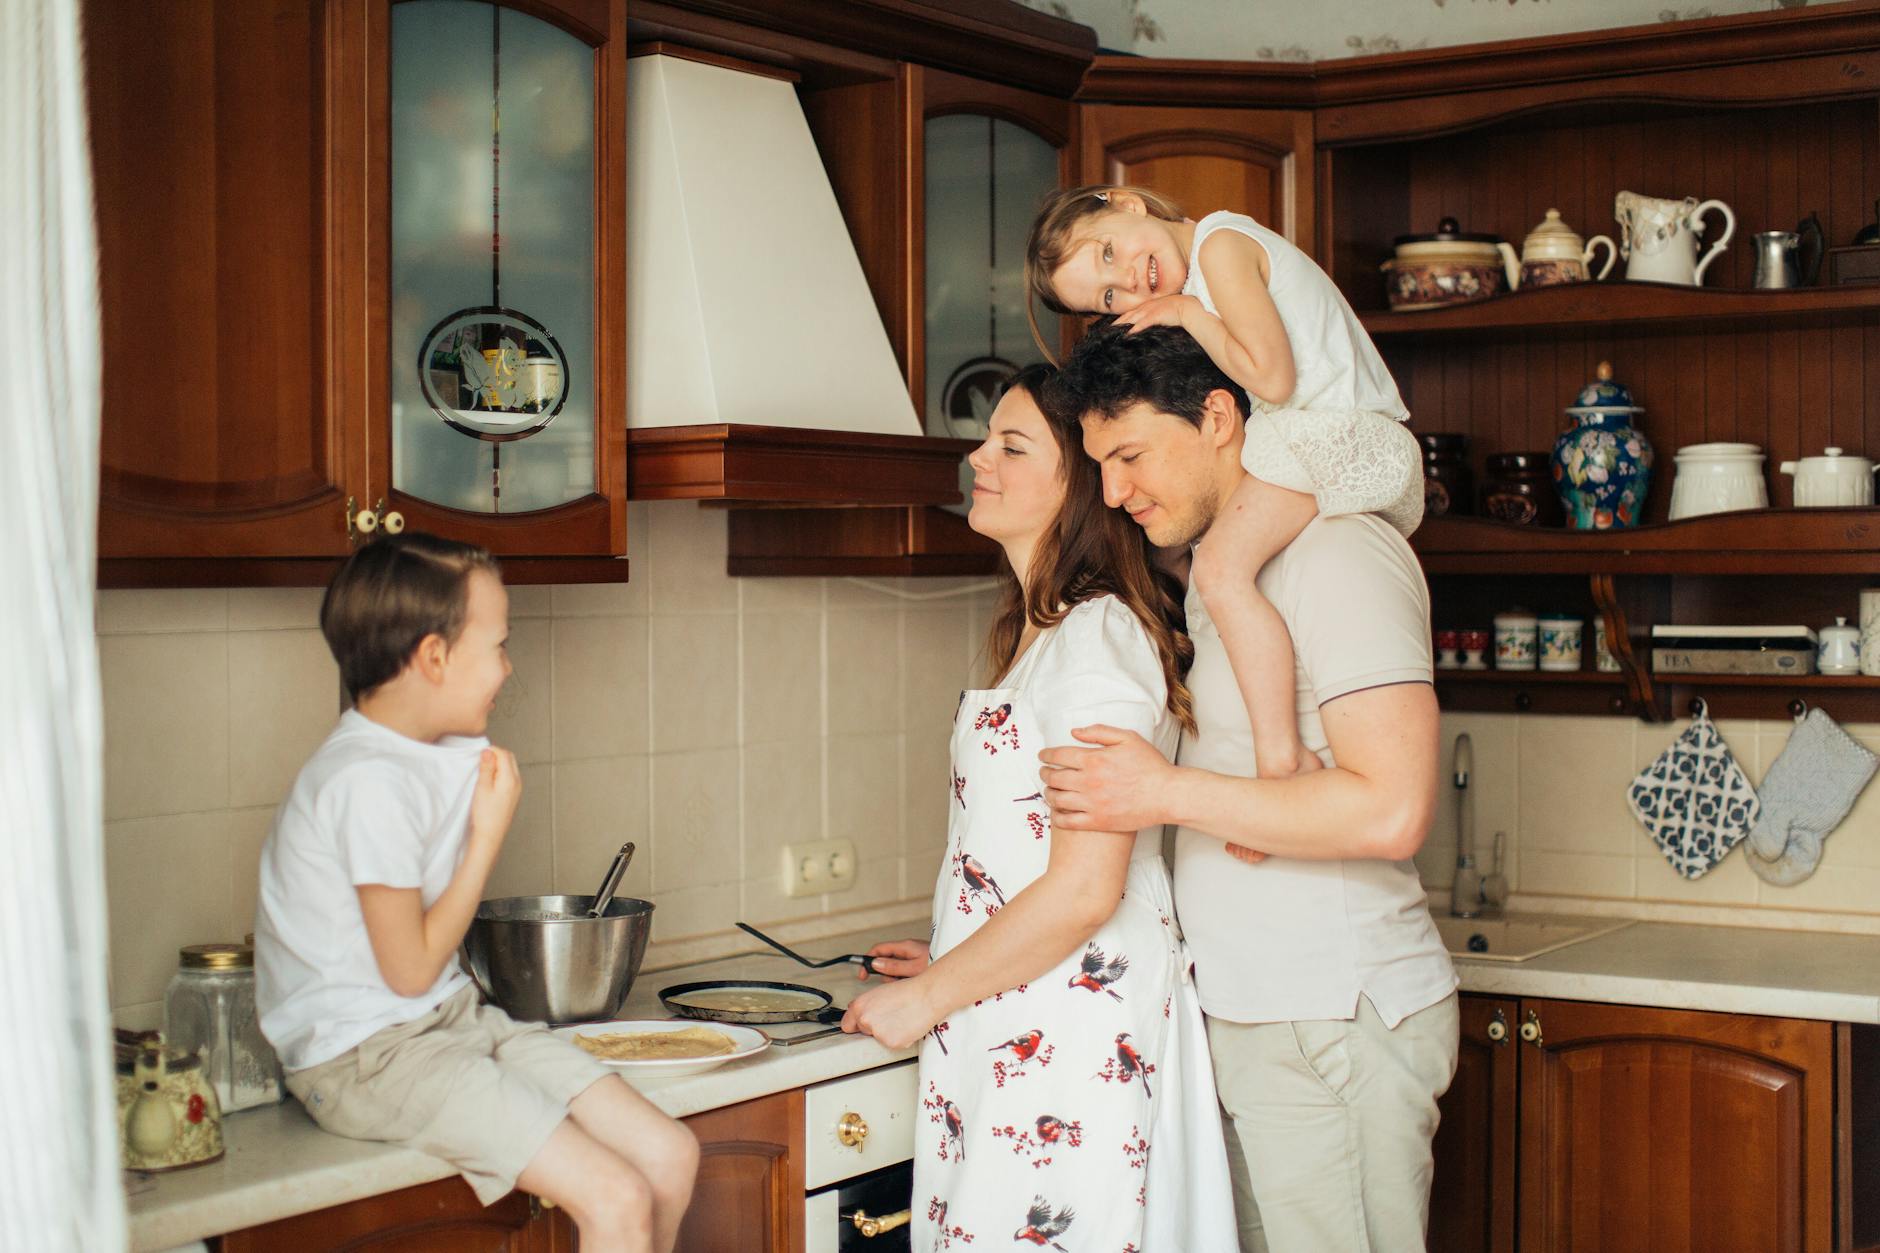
[{"left": 1041, "top": 322, "right": 1460, "bottom": 1253}]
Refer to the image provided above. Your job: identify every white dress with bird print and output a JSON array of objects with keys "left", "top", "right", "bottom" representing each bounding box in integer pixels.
[{"left": 914, "top": 597, "right": 1237, "bottom": 1253}]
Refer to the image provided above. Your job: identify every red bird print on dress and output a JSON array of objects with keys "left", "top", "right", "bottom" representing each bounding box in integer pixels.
[
  {"left": 1013, "top": 1195, "right": 1075, "bottom": 1249},
  {"left": 1034, "top": 1114, "right": 1080, "bottom": 1146},
  {"left": 1069, "top": 943, "right": 1129, "bottom": 1001},
  {"left": 960, "top": 854, "right": 1006, "bottom": 908},
  {"left": 1116, "top": 1033, "right": 1153, "bottom": 1098},
  {"left": 942, "top": 1100, "right": 966, "bottom": 1162},
  {"left": 988, "top": 1029, "right": 1043, "bottom": 1063}
]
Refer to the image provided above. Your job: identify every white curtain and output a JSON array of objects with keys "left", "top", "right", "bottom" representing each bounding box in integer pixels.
[{"left": 0, "top": 0, "right": 124, "bottom": 1247}]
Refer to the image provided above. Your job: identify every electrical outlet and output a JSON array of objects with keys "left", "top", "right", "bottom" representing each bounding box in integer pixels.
[{"left": 780, "top": 838, "right": 859, "bottom": 898}]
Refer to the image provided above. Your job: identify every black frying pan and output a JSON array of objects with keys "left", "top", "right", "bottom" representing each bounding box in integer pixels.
[{"left": 659, "top": 979, "right": 848, "bottom": 1047}]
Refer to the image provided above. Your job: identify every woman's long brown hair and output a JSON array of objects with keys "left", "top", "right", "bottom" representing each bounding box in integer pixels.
[{"left": 981, "top": 364, "right": 1195, "bottom": 733}]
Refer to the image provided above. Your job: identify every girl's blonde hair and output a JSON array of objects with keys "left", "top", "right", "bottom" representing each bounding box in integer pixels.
[{"left": 1024, "top": 184, "right": 1186, "bottom": 359}]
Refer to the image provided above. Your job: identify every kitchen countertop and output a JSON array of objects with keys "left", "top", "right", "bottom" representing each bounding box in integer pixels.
[
  {"left": 128, "top": 932, "right": 915, "bottom": 1253},
  {"left": 1451, "top": 918, "right": 1880, "bottom": 1023},
  {"left": 129, "top": 915, "right": 1880, "bottom": 1249}
]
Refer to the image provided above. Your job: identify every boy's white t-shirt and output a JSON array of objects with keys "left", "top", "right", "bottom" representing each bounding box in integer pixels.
[{"left": 255, "top": 710, "right": 487, "bottom": 1071}]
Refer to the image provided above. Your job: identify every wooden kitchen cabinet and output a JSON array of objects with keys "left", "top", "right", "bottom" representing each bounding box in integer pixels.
[
  {"left": 84, "top": 0, "right": 630, "bottom": 585},
  {"left": 1431, "top": 994, "right": 1519, "bottom": 1253},
  {"left": 1431, "top": 993, "right": 1840, "bottom": 1253},
  {"left": 85, "top": 0, "right": 365, "bottom": 562},
  {"left": 217, "top": 1176, "right": 573, "bottom": 1252},
  {"left": 1077, "top": 101, "right": 1317, "bottom": 260},
  {"left": 676, "top": 1089, "right": 806, "bottom": 1253},
  {"left": 218, "top": 1089, "right": 803, "bottom": 1252}
]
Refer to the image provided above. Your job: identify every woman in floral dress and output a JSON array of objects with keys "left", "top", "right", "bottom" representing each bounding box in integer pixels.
[{"left": 841, "top": 365, "right": 1237, "bottom": 1252}]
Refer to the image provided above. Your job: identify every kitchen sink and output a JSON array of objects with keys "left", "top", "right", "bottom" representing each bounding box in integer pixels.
[{"left": 1434, "top": 915, "right": 1635, "bottom": 963}]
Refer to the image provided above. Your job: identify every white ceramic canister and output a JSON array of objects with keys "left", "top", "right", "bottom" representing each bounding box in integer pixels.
[
  {"left": 1668, "top": 442, "right": 1768, "bottom": 520},
  {"left": 1780, "top": 447, "right": 1876, "bottom": 508},
  {"left": 1494, "top": 611, "right": 1539, "bottom": 671},
  {"left": 1861, "top": 589, "right": 1880, "bottom": 677},
  {"left": 1538, "top": 615, "right": 1585, "bottom": 671},
  {"left": 1594, "top": 619, "right": 1624, "bottom": 673},
  {"left": 1819, "top": 617, "right": 1862, "bottom": 675}
]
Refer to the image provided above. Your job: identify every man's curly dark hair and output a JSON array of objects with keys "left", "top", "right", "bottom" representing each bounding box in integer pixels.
[{"left": 1056, "top": 318, "right": 1249, "bottom": 429}]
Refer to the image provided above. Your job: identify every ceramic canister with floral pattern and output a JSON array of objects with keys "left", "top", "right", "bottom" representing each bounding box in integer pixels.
[
  {"left": 1494, "top": 612, "right": 1539, "bottom": 671},
  {"left": 1539, "top": 615, "right": 1585, "bottom": 671},
  {"left": 1552, "top": 360, "right": 1655, "bottom": 530}
]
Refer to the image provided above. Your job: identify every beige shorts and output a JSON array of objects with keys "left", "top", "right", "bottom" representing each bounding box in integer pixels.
[{"left": 285, "top": 984, "right": 613, "bottom": 1204}]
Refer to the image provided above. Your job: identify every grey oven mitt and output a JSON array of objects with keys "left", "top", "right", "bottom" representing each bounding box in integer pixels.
[
  {"left": 1627, "top": 702, "right": 1760, "bottom": 879},
  {"left": 1746, "top": 708, "right": 1878, "bottom": 887}
]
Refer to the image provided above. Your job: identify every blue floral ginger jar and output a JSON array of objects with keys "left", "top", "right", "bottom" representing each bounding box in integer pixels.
[{"left": 1552, "top": 360, "right": 1654, "bottom": 529}]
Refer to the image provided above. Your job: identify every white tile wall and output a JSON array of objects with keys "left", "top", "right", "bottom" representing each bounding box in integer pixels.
[
  {"left": 98, "top": 503, "right": 996, "bottom": 1019},
  {"left": 1419, "top": 710, "right": 1880, "bottom": 923}
]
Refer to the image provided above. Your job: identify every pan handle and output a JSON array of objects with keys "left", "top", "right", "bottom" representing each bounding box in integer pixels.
[{"left": 768, "top": 1024, "right": 846, "bottom": 1047}]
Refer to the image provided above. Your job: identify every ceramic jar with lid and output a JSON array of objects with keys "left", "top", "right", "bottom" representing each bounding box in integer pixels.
[
  {"left": 1382, "top": 218, "right": 1519, "bottom": 310},
  {"left": 1819, "top": 617, "right": 1862, "bottom": 674},
  {"left": 1779, "top": 447, "right": 1876, "bottom": 508},
  {"left": 1517, "top": 209, "right": 1618, "bottom": 288},
  {"left": 1419, "top": 432, "right": 1472, "bottom": 517},
  {"left": 1668, "top": 442, "right": 1768, "bottom": 520},
  {"left": 1481, "top": 452, "right": 1564, "bottom": 526},
  {"left": 1551, "top": 360, "right": 1655, "bottom": 529},
  {"left": 117, "top": 1036, "right": 224, "bottom": 1171},
  {"left": 1493, "top": 612, "right": 1539, "bottom": 671},
  {"left": 164, "top": 942, "right": 283, "bottom": 1113}
]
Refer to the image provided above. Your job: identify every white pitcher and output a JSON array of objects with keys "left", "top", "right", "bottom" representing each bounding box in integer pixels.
[{"left": 1615, "top": 191, "right": 1736, "bottom": 285}]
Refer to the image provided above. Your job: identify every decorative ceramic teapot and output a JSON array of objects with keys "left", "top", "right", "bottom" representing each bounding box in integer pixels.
[
  {"left": 1551, "top": 361, "right": 1655, "bottom": 530},
  {"left": 1517, "top": 209, "right": 1618, "bottom": 288},
  {"left": 1615, "top": 191, "right": 1736, "bottom": 285}
]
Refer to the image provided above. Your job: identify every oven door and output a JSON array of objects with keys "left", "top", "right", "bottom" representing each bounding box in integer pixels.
[{"left": 807, "top": 1161, "right": 913, "bottom": 1253}]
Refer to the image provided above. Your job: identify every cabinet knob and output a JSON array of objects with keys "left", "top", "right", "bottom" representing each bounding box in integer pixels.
[
  {"left": 1519, "top": 1009, "right": 1543, "bottom": 1046},
  {"left": 837, "top": 1111, "right": 869, "bottom": 1149},
  {"left": 383, "top": 510, "right": 405, "bottom": 535},
  {"left": 1514, "top": 691, "right": 1533, "bottom": 712},
  {"left": 353, "top": 507, "right": 378, "bottom": 535},
  {"left": 1486, "top": 1010, "right": 1508, "bottom": 1044}
]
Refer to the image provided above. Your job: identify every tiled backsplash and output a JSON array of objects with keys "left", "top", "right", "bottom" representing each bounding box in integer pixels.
[
  {"left": 1417, "top": 712, "right": 1880, "bottom": 924},
  {"left": 101, "top": 504, "right": 993, "bottom": 1026}
]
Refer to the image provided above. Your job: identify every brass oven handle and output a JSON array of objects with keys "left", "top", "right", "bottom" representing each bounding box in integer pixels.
[
  {"left": 849, "top": 1208, "right": 912, "bottom": 1237},
  {"left": 836, "top": 1111, "right": 869, "bottom": 1148}
]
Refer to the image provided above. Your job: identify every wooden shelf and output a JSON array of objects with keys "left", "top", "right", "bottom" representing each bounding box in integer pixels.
[
  {"left": 1437, "top": 668, "right": 1622, "bottom": 684},
  {"left": 1656, "top": 672, "right": 1880, "bottom": 688},
  {"left": 97, "top": 555, "right": 630, "bottom": 589},
  {"left": 725, "top": 504, "right": 1002, "bottom": 577},
  {"left": 1413, "top": 510, "right": 1880, "bottom": 576},
  {"left": 1359, "top": 282, "right": 1880, "bottom": 338},
  {"left": 626, "top": 425, "right": 976, "bottom": 506}
]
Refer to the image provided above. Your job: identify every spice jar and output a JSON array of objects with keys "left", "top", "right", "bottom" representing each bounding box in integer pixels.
[
  {"left": 1419, "top": 433, "right": 1472, "bottom": 518},
  {"left": 1481, "top": 452, "right": 1565, "bottom": 527},
  {"left": 164, "top": 943, "right": 283, "bottom": 1113}
]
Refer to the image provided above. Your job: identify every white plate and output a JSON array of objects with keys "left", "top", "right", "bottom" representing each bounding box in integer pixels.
[{"left": 556, "top": 1019, "right": 770, "bottom": 1076}]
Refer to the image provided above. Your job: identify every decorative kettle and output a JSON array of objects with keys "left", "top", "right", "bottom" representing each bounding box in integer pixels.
[
  {"left": 116, "top": 1031, "right": 224, "bottom": 1172},
  {"left": 1615, "top": 191, "right": 1736, "bottom": 286},
  {"left": 1516, "top": 209, "right": 1618, "bottom": 288}
]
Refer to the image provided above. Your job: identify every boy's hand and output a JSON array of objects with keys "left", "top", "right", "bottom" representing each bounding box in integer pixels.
[{"left": 468, "top": 747, "right": 522, "bottom": 851}]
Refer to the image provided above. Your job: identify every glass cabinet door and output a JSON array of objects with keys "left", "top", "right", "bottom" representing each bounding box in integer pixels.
[
  {"left": 923, "top": 114, "right": 1060, "bottom": 442},
  {"left": 390, "top": 0, "right": 594, "bottom": 516}
]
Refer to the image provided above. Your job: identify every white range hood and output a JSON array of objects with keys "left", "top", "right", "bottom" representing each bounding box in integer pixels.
[{"left": 626, "top": 54, "right": 921, "bottom": 438}]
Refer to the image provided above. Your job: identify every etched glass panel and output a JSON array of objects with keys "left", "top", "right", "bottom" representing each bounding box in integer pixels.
[{"left": 391, "top": 1, "right": 594, "bottom": 514}]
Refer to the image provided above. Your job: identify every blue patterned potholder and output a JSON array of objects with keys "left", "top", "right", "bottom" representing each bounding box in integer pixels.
[{"left": 1626, "top": 702, "right": 1761, "bottom": 879}]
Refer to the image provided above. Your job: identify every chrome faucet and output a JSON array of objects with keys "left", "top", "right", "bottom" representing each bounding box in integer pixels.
[{"left": 1450, "top": 733, "right": 1484, "bottom": 918}]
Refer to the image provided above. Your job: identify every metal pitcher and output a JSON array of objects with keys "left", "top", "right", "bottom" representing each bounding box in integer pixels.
[{"left": 1752, "top": 214, "right": 1825, "bottom": 288}]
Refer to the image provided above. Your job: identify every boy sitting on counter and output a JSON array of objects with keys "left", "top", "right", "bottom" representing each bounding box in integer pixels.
[{"left": 253, "top": 532, "right": 697, "bottom": 1253}]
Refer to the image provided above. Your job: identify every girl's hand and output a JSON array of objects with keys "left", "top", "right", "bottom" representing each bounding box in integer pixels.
[
  {"left": 841, "top": 977, "right": 943, "bottom": 1050},
  {"left": 857, "top": 939, "right": 930, "bottom": 981},
  {"left": 1116, "top": 293, "right": 1200, "bottom": 333}
]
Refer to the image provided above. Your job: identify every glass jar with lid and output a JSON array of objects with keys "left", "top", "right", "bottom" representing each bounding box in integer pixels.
[{"left": 163, "top": 943, "right": 283, "bottom": 1112}]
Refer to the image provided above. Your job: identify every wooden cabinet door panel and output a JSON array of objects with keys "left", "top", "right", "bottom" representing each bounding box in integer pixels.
[
  {"left": 1080, "top": 104, "right": 1315, "bottom": 259},
  {"left": 1431, "top": 994, "right": 1518, "bottom": 1253},
  {"left": 86, "top": 0, "right": 363, "bottom": 558},
  {"left": 677, "top": 1089, "right": 805, "bottom": 1253},
  {"left": 1518, "top": 998, "right": 1835, "bottom": 1253}
]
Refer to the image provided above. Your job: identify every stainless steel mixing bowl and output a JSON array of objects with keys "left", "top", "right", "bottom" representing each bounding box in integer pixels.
[{"left": 462, "top": 895, "right": 654, "bottom": 1024}]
